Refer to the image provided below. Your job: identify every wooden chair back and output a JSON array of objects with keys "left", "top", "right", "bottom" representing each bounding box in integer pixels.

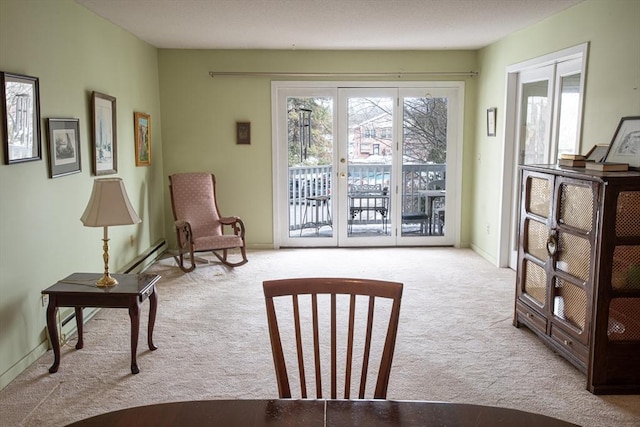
[{"left": 263, "top": 277, "right": 403, "bottom": 399}]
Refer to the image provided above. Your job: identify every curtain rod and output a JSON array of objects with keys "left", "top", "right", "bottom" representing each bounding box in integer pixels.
[{"left": 208, "top": 71, "right": 478, "bottom": 78}]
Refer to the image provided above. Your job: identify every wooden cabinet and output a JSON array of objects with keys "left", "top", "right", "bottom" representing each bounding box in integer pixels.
[{"left": 514, "top": 164, "right": 640, "bottom": 394}]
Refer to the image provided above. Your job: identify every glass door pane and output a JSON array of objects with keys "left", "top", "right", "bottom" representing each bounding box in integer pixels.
[
  {"left": 336, "top": 89, "right": 396, "bottom": 246},
  {"left": 286, "top": 96, "right": 334, "bottom": 239},
  {"left": 346, "top": 95, "right": 393, "bottom": 239},
  {"left": 400, "top": 96, "right": 447, "bottom": 237},
  {"left": 520, "top": 77, "right": 552, "bottom": 165},
  {"left": 556, "top": 73, "right": 581, "bottom": 158}
]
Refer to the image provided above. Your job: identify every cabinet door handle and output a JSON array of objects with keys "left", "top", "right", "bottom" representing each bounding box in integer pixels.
[
  {"left": 546, "top": 235, "right": 558, "bottom": 256},
  {"left": 563, "top": 339, "right": 572, "bottom": 346}
]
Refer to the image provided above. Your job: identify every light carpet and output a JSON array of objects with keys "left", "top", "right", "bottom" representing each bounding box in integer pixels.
[{"left": 1, "top": 248, "right": 639, "bottom": 426}]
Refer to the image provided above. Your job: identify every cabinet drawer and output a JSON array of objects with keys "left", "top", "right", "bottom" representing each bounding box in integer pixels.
[
  {"left": 516, "top": 302, "right": 547, "bottom": 333},
  {"left": 551, "top": 324, "right": 588, "bottom": 364}
]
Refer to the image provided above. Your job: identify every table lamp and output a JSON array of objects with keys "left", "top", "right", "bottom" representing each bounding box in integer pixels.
[{"left": 81, "top": 178, "right": 141, "bottom": 287}]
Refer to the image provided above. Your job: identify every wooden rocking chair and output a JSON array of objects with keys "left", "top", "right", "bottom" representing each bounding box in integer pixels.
[{"left": 169, "top": 173, "right": 248, "bottom": 272}]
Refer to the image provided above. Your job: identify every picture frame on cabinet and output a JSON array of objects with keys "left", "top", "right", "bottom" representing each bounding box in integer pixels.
[
  {"left": 134, "top": 112, "right": 150, "bottom": 166},
  {"left": 46, "top": 118, "right": 81, "bottom": 178},
  {"left": 585, "top": 144, "right": 609, "bottom": 163},
  {"left": 604, "top": 116, "right": 640, "bottom": 170},
  {"left": 1, "top": 72, "right": 42, "bottom": 164},
  {"left": 91, "top": 91, "right": 117, "bottom": 175}
]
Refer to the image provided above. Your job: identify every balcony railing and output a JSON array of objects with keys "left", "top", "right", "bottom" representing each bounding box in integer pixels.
[{"left": 289, "top": 163, "right": 445, "bottom": 235}]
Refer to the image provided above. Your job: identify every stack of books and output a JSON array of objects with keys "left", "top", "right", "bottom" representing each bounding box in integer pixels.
[{"left": 558, "top": 154, "right": 586, "bottom": 167}]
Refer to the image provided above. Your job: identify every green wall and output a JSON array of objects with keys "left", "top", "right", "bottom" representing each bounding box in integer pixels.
[
  {"left": 0, "top": 0, "right": 165, "bottom": 388},
  {"left": 471, "top": 0, "right": 640, "bottom": 263},
  {"left": 158, "top": 50, "right": 478, "bottom": 248}
]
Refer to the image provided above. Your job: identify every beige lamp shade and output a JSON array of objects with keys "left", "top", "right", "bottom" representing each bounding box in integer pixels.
[{"left": 81, "top": 178, "right": 141, "bottom": 227}]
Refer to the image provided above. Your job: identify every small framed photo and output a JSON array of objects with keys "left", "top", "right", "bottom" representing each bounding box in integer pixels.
[
  {"left": 585, "top": 144, "right": 608, "bottom": 163},
  {"left": 1, "top": 71, "right": 42, "bottom": 164},
  {"left": 237, "top": 122, "right": 250, "bottom": 145},
  {"left": 46, "top": 118, "right": 81, "bottom": 178},
  {"left": 91, "top": 91, "right": 117, "bottom": 175},
  {"left": 134, "top": 112, "right": 150, "bottom": 166},
  {"left": 604, "top": 116, "right": 640, "bottom": 170},
  {"left": 487, "top": 108, "right": 496, "bottom": 137}
]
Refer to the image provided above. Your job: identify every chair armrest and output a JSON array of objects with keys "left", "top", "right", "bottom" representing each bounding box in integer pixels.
[
  {"left": 219, "top": 216, "right": 240, "bottom": 225},
  {"left": 174, "top": 220, "right": 193, "bottom": 250},
  {"left": 219, "top": 216, "right": 246, "bottom": 238}
]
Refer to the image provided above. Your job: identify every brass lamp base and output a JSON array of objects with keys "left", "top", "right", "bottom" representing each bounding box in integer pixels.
[
  {"left": 96, "top": 233, "right": 118, "bottom": 287},
  {"left": 96, "top": 273, "right": 118, "bottom": 287}
]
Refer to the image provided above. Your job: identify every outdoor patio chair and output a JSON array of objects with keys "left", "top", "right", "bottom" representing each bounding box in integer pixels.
[
  {"left": 263, "top": 277, "right": 403, "bottom": 399},
  {"left": 348, "top": 184, "right": 389, "bottom": 234},
  {"left": 428, "top": 179, "right": 446, "bottom": 234},
  {"left": 169, "top": 172, "right": 247, "bottom": 272}
]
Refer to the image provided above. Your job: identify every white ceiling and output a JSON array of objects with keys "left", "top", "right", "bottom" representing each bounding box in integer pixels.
[{"left": 76, "top": 0, "right": 583, "bottom": 50}]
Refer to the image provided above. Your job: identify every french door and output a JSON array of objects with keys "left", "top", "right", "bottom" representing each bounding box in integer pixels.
[
  {"left": 273, "top": 82, "right": 463, "bottom": 248},
  {"left": 501, "top": 44, "right": 587, "bottom": 268}
]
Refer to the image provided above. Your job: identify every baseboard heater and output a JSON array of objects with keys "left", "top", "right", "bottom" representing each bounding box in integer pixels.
[{"left": 58, "top": 238, "right": 167, "bottom": 331}]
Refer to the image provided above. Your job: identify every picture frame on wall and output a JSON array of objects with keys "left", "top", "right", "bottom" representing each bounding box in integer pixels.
[
  {"left": 91, "top": 91, "right": 117, "bottom": 175},
  {"left": 237, "top": 122, "right": 251, "bottom": 145},
  {"left": 604, "top": 116, "right": 640, "bottom": 170},
  {"left": 134, "top": 112, "right": 150, "bottom": 166},
  {"left": 1, "top": 71, "right": 42, "bottom": 164},
  {"left": 46, "top": 118, "right": 81, "bottom": 178},
  {"left": 487, "top": 108, "right": 496, "bottom": 137}
]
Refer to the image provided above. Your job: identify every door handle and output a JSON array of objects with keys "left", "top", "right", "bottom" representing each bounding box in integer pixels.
[{"left": 546, "top": 235, "right": 557, "bottom": 256}]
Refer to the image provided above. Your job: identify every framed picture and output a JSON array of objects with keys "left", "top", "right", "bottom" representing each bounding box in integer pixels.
[
  {"left": 46, "top": 118, "right": 81, "bottom": 178},
  {"left": 1, "top": 72, "right": 41, "bottom": 164},
  {"left": 487, "top": 108, "right": 496, "bottom": 137},
  {"left": 134, "top": 112, "right": 150, "bottom": 166},
  {"left": 604, "top": 116, "right": 640, "bottom": 170},
  {"left": 585, "top": 144, "right": 609, "bottom": 163},
  {"left": 91, "top": 91, "right": 117, "bottom": 175},
  {"left": 237, "top": 122, "right": 250, "bottom": 145}
]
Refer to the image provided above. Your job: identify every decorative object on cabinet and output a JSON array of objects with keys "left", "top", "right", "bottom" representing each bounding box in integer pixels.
[
  {"left": 585, "top": 162, "right": 628, "bottom": 172},
  {"left": 603, "top": 116, "right": 640, "bottom": 169},
  {"left": 585, "top": 144, "right": 609, "bottom": 163},
  {"left": 1, "top": 71, "right": 41, "bottom": 164},
  {"left": 236, "top": 121, "right": 250, "bottom": 145},
  {"left": 557, "top": 158, "right": 586, "bottom": 168},
  {"left": 486, "top": 107, "right": 496, "bottom": 137},
  {"left": 134, "top": 112, "right": 150, "bottom": 166},
  {"left": 559, "top": 154, "right": 586, "bottom": 160},
  {"left": 514, "top": 164, "right": 640, "bottom": 394},
  {"left": 91, "top": 91, "right": 117, "bottom": 175},
  {"left": 46, "top": 118, "right": 81, "bottom": 178}
]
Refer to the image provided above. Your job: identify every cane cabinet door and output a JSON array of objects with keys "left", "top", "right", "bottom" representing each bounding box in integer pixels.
[
  {"left": 549, "top": 176, "right": 597, "bottom": 361},
  {"left": 515, "top": 170, "right": 553, "bottom": 334}
]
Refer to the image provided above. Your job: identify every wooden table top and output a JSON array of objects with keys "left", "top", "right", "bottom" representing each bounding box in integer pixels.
[
  {"left": 42, "top": 273, "right": 160, "bottom": 296},
  {"left": 66, "top": 399, "right": 579, "bottom": 427}
]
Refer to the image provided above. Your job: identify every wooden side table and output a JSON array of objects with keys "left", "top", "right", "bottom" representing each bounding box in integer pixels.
[{"left": 42, "top": 272, "right": 160, "bottom": 374}]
